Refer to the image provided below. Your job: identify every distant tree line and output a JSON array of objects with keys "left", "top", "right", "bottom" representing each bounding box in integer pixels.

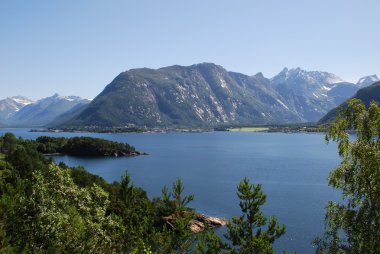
[
  {"left": 58, "top": 126, "right": 144, "bottom": 133},
  {"left": 214, "top": 124, "right": 327, "bottom": 133},
  {"left": 34, "top": 136, "right": 137, "bottom": 156}
]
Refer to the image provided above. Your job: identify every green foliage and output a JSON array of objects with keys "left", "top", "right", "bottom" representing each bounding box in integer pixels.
[
  {"left": 316, "top": 98, "right": 380, "bottom": 253},
  {"left": 34, "top": 135, "right": 136, "bottom": 156},
  {"left": 165, "top": 178, "right": 194, "bottom": 213},
  {"left": 194, "top": 226, "right": 229, "bottom": 254},
  {"left": 153, "top": 178, "right": 196, "bottom": 253},
  {"left": 0, "top": 134, "right": 124, "bottom": 253},
  {"left": 35, "top": 136, "right": 67, "bottom": 154},
  {"left": 119, "top": 172, "right": 155, "bottom": 251},
  {"left": 6, "top": 145, "right": 46, "bottom": 179},
  {"left": 0, "top": 133, "right": 290, "bottom": 253},
  {"left": 68, "top": 165, "right": 109, "bottom": 190},
  {"left": 225, "top": 177, "right": 286, "bottom": 254},
  {"left": 24, "top": 165, "right": 123, "bottom": 253},
  {"left": 61, "top": 136, "right": 136, "bottom": 156},
  {"left": 2, "top": 133, "right": 17, "bottom": 152}
]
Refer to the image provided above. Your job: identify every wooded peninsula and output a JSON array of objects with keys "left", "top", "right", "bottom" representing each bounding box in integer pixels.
[{"left": 34, "top": 136, "right": 145, "bottom": 157}]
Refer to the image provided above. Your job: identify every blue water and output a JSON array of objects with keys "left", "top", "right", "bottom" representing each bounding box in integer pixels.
[{"left": 1, "top": 128, "right": 341, "bottom": 253}]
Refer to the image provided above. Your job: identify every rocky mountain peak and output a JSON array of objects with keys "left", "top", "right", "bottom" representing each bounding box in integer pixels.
[
  {"left": 8, "top": 96, "right": 34, "bottom": 106},
  {"left": 271, "top": 67, "right": 344, "bottom": 86},
  {"left": 253, "top": 72, "right": 265, "bottom": 78},
  {"left": 0, "top": 96, "right": 34, "bottom": 122},
  {"left": 357, "top": 74, "right": 379, "bottom": 87}
]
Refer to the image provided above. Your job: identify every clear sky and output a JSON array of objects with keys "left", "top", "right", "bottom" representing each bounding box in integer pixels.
[{"left": 1, "top": 0, "right": 379, "bottom": 100}]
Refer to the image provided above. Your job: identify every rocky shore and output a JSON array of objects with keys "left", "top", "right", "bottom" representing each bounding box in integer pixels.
[
  {"left": 163, "top": 213, "right": 228, "bottom": 234},
  {"left": 190, "top": 213, "right": 228, "bottom": 233}
]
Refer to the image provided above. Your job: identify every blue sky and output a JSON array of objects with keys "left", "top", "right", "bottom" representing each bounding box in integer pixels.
[{"left": 1, "top": 0, "right": 379, "bottom": 100}]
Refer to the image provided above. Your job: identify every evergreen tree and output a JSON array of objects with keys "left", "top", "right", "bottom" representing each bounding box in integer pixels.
[
  {"left": 119, "top": 172, "right": 154, "bottom": 252},
  {"left": 225, "top": 177, "right": 285, "bottom": 254},
  {"left": 154, "top": 178, "right": 195, "bottom": 253}
]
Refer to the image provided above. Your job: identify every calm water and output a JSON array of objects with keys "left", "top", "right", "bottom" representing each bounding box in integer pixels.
[{"left": 1, "top": 128, "right": 341, "bottom": 253}]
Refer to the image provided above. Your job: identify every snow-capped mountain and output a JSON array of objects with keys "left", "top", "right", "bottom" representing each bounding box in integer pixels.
[
  {"left": 270, "top": 67, "right": 369, "bottom": 121},
  {"left": 270, "top": 68, "right": 343, "bottom": 121},
  {"left": 1, "top": 65, "right": 377, "bottom": 128},
  {"left": 271, "top": 67, "right": 344, "bottom": 88},
  {"left": 9, "top": 96, "right": 34, "bottom": 108},
  {"left": 357, "top": 75, "right": 379, "bottom": 87},
  {"left": 61, "top": 64, "right": 378, "bottom": 127},
  {"left": 7, "top": 94, "right": 91, "bottom": 127},
  {"left": 271, "top": 68, "right": 379, "bottom": 122},
  {"left": 0, "top": 96, "right": 34, "bottom": 122}
]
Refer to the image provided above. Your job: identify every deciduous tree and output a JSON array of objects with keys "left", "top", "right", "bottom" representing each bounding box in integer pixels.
[{"left": 316, "top": 99, "right": 380, "bottom": 253}]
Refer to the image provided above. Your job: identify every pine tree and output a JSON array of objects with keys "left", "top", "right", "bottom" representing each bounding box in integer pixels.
[{"left": 225, "top": 177, "right": 285, "bottom": 254}]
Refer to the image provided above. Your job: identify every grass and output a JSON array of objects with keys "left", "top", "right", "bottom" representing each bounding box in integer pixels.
[
  {"left": 0, "top": 153, "right": 5, "bottom": 160},
  {"left": 228, "top": 127, "right": 269, "bottom": 132}
]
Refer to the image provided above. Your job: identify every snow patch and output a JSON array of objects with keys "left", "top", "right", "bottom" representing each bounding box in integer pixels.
[
  {"left": 357, "top": 75, "right": 379, "bottom": 86},
  {"left": 194, "top": 105, "right": 205, "bottom": 120},
  {"left": 321, "top": 85, "right": 332, "bottom": 91},
  {"left": 276, "top": 99, "right": 289, "bottom": 110},
  {"left": 219, "top": 78, "right": 228, "bottom": 89},
  {"left": 11, "top": 97, "right": 33, "bottom": 106}
]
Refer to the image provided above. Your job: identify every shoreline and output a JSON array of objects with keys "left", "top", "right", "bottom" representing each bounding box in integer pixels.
[
  {"left": 24, "top": 125, "right": 327, "bottom": 134},
  {"left": 0, "top": 126, "right": 328, "bottom": 134}
]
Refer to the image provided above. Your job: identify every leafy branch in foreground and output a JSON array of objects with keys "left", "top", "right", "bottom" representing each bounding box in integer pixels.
[{"left": 315, "top": 99, "right": 380, "bottom": 253}]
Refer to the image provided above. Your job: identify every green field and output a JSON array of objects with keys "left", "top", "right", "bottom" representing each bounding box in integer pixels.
[{"left": 228, "top": 127, "right": 269, "bottom": 132}]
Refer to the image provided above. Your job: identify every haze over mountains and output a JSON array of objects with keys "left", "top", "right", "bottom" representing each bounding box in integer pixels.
[
  {"left": 319, "top": 80, "right": 380, "bottom": 124},
  {"left": 0, "top": 96, "right": 34, "bottom": 123},
  {"left": 0, "top": 94, "right": 90, "bottom": 127},
  {"left": 1, "top": 63, "right": 378, "bottom": 128}
]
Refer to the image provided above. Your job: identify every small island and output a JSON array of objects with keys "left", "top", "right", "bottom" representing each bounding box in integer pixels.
[{"left": 34, "top": 136, "right": 146, "bottom": 157}]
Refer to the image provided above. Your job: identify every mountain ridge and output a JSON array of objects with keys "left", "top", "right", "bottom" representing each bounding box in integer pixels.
[
  {"left": 60, "top": 63, "right": 378, "bottom": 128},
  {"left": 62, "top": 63, "right": 302, "bottom": 127},
  {"left": 319, "top": 81, "right": 380, "bottom": 124},
  {"left": 2, "top": 64, "right": 377, "bottom": 128},
  {"left": 0, "top": 96, "right": 34, "bottom": 123},
  {"left": 5, "top": 94, "right": 91, "bottom": 127}
]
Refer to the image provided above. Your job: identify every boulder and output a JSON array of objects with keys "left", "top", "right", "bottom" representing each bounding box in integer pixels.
[
  {"left": 195, "top": 213, "right": 228, "bottom": 227},
  {"left": 162, "top": 213, "right": 227, "bottom": 234}
]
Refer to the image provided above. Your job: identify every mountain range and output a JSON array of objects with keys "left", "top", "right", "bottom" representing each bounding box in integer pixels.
[
  {"left": 61, "top": 63, "right": 378, "bottom": 128},
  {"left": 0, "top": 94, "right": 90, "bottom": 127},
  {"left": 1, "top": 63, "right": 378, "bottom": 128},
  {"left": 63, "top": 64, "right": 302, "bottom": 127}
]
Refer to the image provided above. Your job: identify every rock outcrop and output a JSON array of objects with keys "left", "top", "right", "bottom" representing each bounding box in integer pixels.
[
  {"left": 190, "top": 213, "right": 228, "bottom": 233},
  {"left": 163, "top": 212, "right": 227, "bottom": 234}
]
